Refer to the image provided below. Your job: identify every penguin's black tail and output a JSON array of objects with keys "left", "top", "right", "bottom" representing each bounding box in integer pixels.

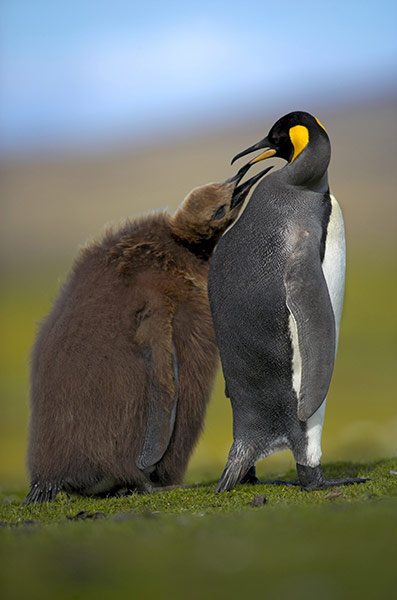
[
  {"left": 24, "top": 481, "right": 62, "bottom": 505},
  {"left": 215, "top": 441, "right": 257, "bottom": 492}
]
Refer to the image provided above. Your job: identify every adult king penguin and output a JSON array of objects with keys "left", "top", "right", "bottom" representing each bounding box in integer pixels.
[{"left": 208, "top": 111, "right": 369, "bottom": 492}]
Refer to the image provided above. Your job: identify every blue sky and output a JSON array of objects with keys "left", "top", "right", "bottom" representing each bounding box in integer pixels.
[{"left": 1, "top": 0, "right": 396, "bottom": 154}]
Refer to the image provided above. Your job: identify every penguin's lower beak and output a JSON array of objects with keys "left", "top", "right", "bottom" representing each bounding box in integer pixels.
[
  {"left": 225, "top": 162, "right": 252, "bottom": 186},
  {"left": 231, "top": 136, "right": 277, "bottom": 166},
  {"left": 230, "top": 165, "right": 273, "bottom": 209}
]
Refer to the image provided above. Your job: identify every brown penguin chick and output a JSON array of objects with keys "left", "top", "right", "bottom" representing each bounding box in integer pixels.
[{"left": 25, "top": 165, "right": 272, "bottom": 504}]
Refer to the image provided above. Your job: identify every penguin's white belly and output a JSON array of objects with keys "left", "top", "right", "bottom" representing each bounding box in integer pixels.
[
  {"left": 321, "top": 194, "right": 346, "bottom": 346},
  {"left": 292, "top": 194, "right": 346, "bottom": 467}
]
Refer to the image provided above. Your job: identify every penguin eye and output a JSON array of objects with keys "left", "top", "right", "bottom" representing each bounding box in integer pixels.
[
  {"left": 212, "top": 205, "right": 227, "bottom": 221},
  {"left": 271, "top": 132, "right": 282, "bottom": 145}
]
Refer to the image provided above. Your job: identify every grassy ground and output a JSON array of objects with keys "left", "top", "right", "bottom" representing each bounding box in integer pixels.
[{"left": 1, "top": 458, "right": 396, "bottom": 600}]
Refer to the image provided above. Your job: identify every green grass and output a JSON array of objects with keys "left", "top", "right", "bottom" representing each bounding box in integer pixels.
[
  {"left": 0, "top": 459, "right": 396, "bottom": 600},
  {"left": 1, "top": 459, "right": 396, "bottom": 523}
]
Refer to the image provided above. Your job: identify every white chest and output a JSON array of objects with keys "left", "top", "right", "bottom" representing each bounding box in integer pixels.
[
  {"left": 321, "top": 193, "right": 346, "bottom": 347},
  {"left": 291, "top": 193, "right": 346, "bottom": 467}
]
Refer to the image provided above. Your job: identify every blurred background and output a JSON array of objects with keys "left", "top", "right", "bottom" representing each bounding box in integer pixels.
[{"left": 1, "top": 0, "right": 396, "bottom": 490}]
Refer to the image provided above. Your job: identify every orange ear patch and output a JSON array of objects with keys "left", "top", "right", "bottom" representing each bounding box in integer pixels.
[{"left": 289, "top": 125, "right": 309, "bottom": 164}]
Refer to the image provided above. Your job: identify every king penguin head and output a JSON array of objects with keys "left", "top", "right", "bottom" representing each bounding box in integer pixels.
[{"left": 232, "top": 112, "right": 331, "bottom": 191}]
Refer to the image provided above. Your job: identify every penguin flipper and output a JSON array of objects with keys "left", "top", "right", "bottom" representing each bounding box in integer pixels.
[
  {"left": 285, "top": 230, "right": 336, "bottom": 422},
  {"left": 136, "top": 310, "right": 179, "bottom": 471}
]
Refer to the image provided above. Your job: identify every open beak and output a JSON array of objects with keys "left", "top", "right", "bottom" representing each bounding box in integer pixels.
[
  {"left": 225, "top": 161, "right": 252, "bottom": 186},
  {"left": 230, "top": 165, "right": 273, "bottom": 209},
  {"left": 231, "top": 136, "right": 277, "bottom": 168}
]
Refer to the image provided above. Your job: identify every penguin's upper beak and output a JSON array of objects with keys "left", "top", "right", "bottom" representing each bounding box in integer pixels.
[
  {"left": 231, "top": 136, "right": 277, "bottom": 166},
  {"left": 229, "top": 165, "right": 273, "bottom": 209}
]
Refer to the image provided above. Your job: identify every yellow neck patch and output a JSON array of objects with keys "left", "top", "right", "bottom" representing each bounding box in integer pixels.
[
  {"left": 315, "top": 117, "right": 327, "bottom": 132},
  {"left": 289, "top": 125, "right": 309, "bottom": 164}
]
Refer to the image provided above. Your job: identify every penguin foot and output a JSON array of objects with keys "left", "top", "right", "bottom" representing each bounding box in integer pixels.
[
  {"left": 301, "top": 477, "right": 370, "bottom": 491},
  {"left": 240, "top": 466, "right": 260, "bottom": 484},
  {"left": 240, "top": 467, "right": 300, "bottom": 487},
  {"left": 296, "top": 464, "right": 370, "bottom": 491}
]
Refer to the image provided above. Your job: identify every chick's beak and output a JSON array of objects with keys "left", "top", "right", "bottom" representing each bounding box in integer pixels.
[
  {"left": 230, "top": 165, "right": 273, "bottom": 209},
  {"left": 231, "top": 136, "right": 277, "bottom": 167}
]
